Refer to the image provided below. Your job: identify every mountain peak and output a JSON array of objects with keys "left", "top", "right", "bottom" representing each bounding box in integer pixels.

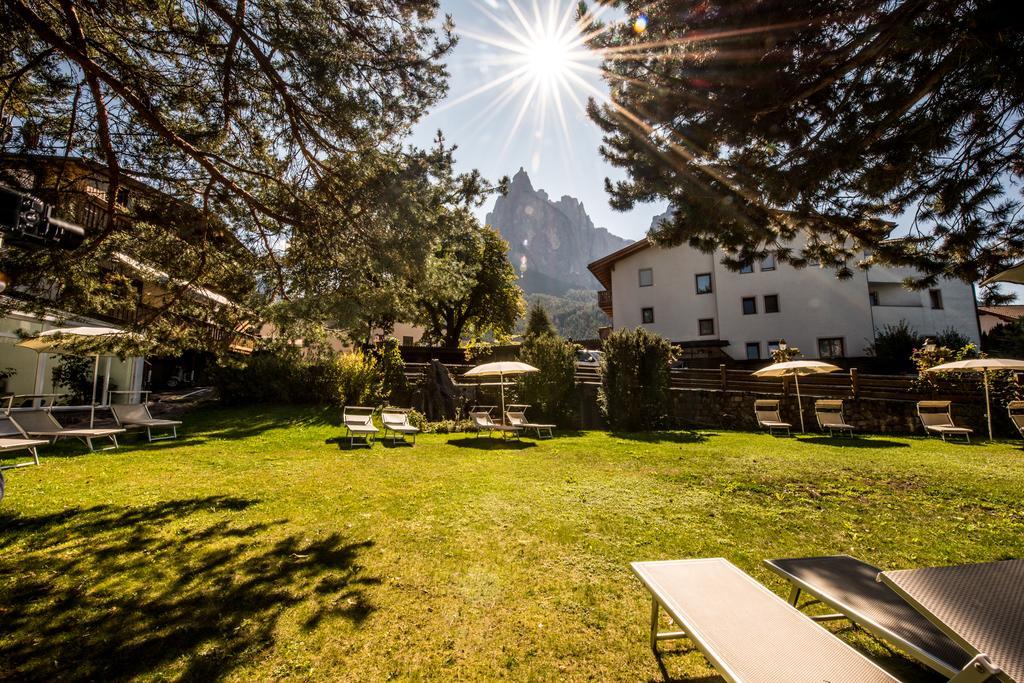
[{"left": 510, "top": 167, "right": 533, "bottom": 191}]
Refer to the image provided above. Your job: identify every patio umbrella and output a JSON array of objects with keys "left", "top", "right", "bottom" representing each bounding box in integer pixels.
[
  {"left": 981, "top": 261, "right": 1024, "bottom": 286},
  {"left": 752, "top": 360, "right": 842, "bottom": 433},
  {"left": 463, "top": 361, "right": 539, "bottom": 423},
  {"left": 923, "top": 358, "right": 1024, "bottom": 440},
  {"left": 16, "top": 326, "right": 131, "bottom": 427}
]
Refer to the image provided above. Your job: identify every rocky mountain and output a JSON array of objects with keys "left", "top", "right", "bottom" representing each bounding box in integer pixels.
[{"left": 485, "top": 168, "right": 631, "bottom": 295}]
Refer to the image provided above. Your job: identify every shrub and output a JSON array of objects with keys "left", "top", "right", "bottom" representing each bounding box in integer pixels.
[
  {"left": 368, "top": 338, "right": 406, "bottom": 403},
  {"left": 517, "top": 332, "right": 577, "bottom": 427},
  {"left": 599, "top": 327, "right": 674, "bottom": 431},
  {"left": 867, "top": 321, "right": 922, "bottom": 372},
  {"left": 524, "top": 301, "right": 557, "bottom": 339},
  {"left": 52, "top": 356, "right": 94, "bottom": 404},
  {"left": 934, "top": 327, "right": 971, "bottom": 350},
  {"left": 334, "top": 350, "right": 383, "bottom": 407}
]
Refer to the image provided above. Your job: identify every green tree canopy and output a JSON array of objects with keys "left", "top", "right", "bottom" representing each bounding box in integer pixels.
[
  {"left": 415, "top": 218, "right": 524, "bottom": 347},
  {"left": 588, "top": 0, "right": 1024, "bottom": 284},
  {"left": 524, "top": 301, "right": 557, "bottom": 339}
]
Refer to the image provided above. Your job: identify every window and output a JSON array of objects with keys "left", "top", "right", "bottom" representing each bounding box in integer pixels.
[
  {"left": 695, "top": 273, "right": 712, "bottom": 295},
  {"left": 641, "top": 307, "right": 655, "bottom": 324},
  {"left": 402, "top": 335, "right": 414, "bottom": 346},
  {"left": 818, "top": 337, "right": 845, "bottom": 358},
  {"left": 739, "top": 262, "right": 754, "bottom": 274},
  {"left": 742, "top": 296, "right": 757, "bottom": 315},
  {"left": 929, "top": 289, "right": 943, "bottom": 310},
  {"left": 764, "top": 294, "right": 780, "bottom": 314},
  {"left": 745, "top": 342, "right": 761, "bottom": 360},
  {"left": 869, "top": 291, "right": 879, "bottom": 306},
  {"left": 638, "top": 268, "right": 653, "bottom": 287},
  {"left": 698, "top": 318, "right": 715, "bottom": 336},
  {"left": 760, "top": 254, "right": 776, "bottom": 271}
]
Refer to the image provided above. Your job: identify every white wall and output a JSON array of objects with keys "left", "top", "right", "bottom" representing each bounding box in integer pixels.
[{"left": 604, "top": 241, "right": 980, "bottom": 359}]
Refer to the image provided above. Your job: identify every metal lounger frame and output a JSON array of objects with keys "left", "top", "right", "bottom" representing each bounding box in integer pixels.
[
  {"left": 9, "top": 409, "right": 121, "bottom": 452},
  {"left": 466, "top": 407, "right": 520, "bottom": 441},
  {"left": 380, "top": 408, "right": 418, "bottom": 446},
  {"left": 815, "top": 400, "right": 855, "bottom": 437},
  {"left": 342, "top": 407, "right": 378, "bottom": 448},
  {"left": 754, "top": 400, "right": 791, "bottom": 436},
  {"left": 505, "top": 405, "right": 554, "bottom": 439},
  {"left": 764, "top": 555, "right": 972, "bottom": 679},
  {"left": 917, "top": 401, "right": 972, "bottom": 443},
  {"left": 109, "top": 396, "right": 181, "bottom": 442}
]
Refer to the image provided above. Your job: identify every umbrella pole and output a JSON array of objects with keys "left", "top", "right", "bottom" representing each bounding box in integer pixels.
[
  {"left": 90, "top": 354, "right": 100, "bottom": 428},
  {"left": 985, "top": 370, "right": 993, "bottom": 441},
  {"left": 795, "top": 373, "right": 805, "bottom": 434},
  {"left": 500, "top": 372, "right": 506, "bottom": 425}
]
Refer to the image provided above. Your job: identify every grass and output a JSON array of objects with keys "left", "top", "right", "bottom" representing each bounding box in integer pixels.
[{"left": 1, "top": 405, "right": 1022, "bottom": 682}]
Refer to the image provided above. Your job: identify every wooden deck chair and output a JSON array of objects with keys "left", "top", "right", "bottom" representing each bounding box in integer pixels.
[
  {"left": 0, "top": 415, "right": 49, "bottom": 469},
  {"left": 466, "top": 407, "right": 520, "bottom": 440},
  {"left": 505, "top": 404, "right": 555, "bottom": 439},
  {"left": 110, "top": 402, "right": 182, "bottom": 442},
  {"left": 765, "top": 555, "right": 971, "bottom": 678},
  {"left": 917, "top": 401, "right": 972, "bottom": 443},
  {"left": 380, "top": 408, "right": 419, "bottom": 445},
  {"left": 754, "top": 399, "right": 791, "bottom": 436},
  {"left": 814, "top": 399, "right": 855, "bottom": 437},
  {"left": 9, "top": 409, "right": 124, "bottom": 452},
  {"left": 1007, "top": 401, "right": 1024, "bottom": 440},
  {"left": 632, "top": 558, "right": 899, "bottom": 682},
  {"left": 342, "top": 406, "right": 378, "bottom": 448}
]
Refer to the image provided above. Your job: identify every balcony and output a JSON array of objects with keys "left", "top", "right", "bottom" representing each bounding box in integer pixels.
[{"left": 597, "top": 289, "right": 613, "bottom": 316}]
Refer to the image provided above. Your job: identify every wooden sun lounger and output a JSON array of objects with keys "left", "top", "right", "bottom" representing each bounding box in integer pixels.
[
  {"left": 9, "top": 409, "right": 124, "bottom": 452},
  {"left": 754, "top": 399, "right": 791, "bottom": 436},
  {"left": 814, "top": 399, "right": 856, "bottom": 436},
  {"left": 342, "top": 406, "right": 378, "bottom": 448},
  {"left": 631, "top": 558, "right": 899, "bottom": 683},
  {"left": 917, "top": 401, "right": 972, "bottom": 443},
  {"left": 765, "top": 555, "right": 971, "bottom": 678},
  {"left": 505, "top": 405, "right": 555, "bottom": 439},
  {"left": 380, "top": 408, "right": 419, "bottom": 445},
  {"left": 110, "top": 402, "right": 182, "bottom": 442},
  {"left": 0, "top": 415, "right": 49, "bottom": 469}
]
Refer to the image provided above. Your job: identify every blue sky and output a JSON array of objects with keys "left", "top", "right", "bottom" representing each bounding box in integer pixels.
[{"left": 409, "top": 0, "right": 667, "bottom": 241}]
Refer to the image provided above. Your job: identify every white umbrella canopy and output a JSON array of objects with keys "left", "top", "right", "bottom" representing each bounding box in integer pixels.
[
  {"left": 923, "top": 358, "right": 1024, "bottom": 440},
  {"left": 752, "top": 360, "right": 843, "bottom": 433},
  {"left": 463, "top": 361, "right": 539, "bottom": 423},
  {"left": 981, "top": 261, "right": 1024, "bottom": 286},
  {"left": 16, "top": 326, "right": 136, "bottom": 427}
]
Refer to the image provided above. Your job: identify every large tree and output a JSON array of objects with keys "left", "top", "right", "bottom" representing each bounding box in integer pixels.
[
  {"left": 415, "top": 217, "right": 524, "bottom": 347},
  {"left": 589, "top": 0, "right": 1024, "bottom": 284},
  {"left": 1, "top": 0, "right": 460, "bottom": 347}
]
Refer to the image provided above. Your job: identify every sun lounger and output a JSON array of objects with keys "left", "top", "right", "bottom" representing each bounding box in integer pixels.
[
  {"left": 754, "top": 399, "right": 791, "bottom": 436},
  {"left": 631, "top": 558, "right": 899, "bottom": 682},
  {"left": 467, "top": 408, "right": 520, "bottom": 440},
  {"left": 110, "top": 402, "right": 182, "bottom": 442},
  {"left": 0, "top": 415, "right": 49, "bottom": 469},
  {"left": 342, "top": 406, "right": 378, "bottom": 448},
  {"left": 9, "top": 409, "right": 124, "bottom": 452},
  {"left": 765, "top": 555, "right": 971, "bottom": 678},
  {"left": 1008, "top": 401, "right": 1024, "bottom": 440},
  {"left": 505, "top": 404, "right": 555, "bottom": 439},
  {"left": 381, "top": 408, "right": 419, "bottom": 445},
  {"left": 814, "top": 399, "right": 855, "bottom": 436},
  {"left": 917, "top": 401, "right": 972, "bottom": 443}
]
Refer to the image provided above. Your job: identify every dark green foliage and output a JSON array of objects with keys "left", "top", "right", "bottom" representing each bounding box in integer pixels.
[
  {"left": 368, "top": 338, "right": 407, "bottom": 404},
  {"left": 51, "top": 356, "right": 93, "bottom": 404},
  {"left": 520, "top": 291, "right": 609, "bottom": 340},
  {"left": 979, "top": 286, "right": 1018, "bottom": 308},
  {"left": 599, "top": 327, "right": 674, "bottom": 430},
  {"left": 867, "top": 322, "right": 923, "bottom": 373},
  {"left": 524, "top": 302, "right": 557, "bottom": 339},
  {"left": 517, "top": 333, "right": 577, "bottom": 427},
  {"left": 933, "top": 327, "right": 972, "bottom": 351},
  {"left": 984, "top": 319, "right": 1024, "bottom": 358},
  {"left": 588, "top": 0, "right": 1024, "bottom": 284}
]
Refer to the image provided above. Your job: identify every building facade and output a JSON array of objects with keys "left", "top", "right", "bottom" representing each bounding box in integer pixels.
[{"left": 588, "top": 238, "right": 981, "bottom": 361}]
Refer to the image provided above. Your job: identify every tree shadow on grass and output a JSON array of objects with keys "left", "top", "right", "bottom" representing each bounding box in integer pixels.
[
  {"left": 0, "top": 495, "right": 379, "bottom": 681},
  {"left": 609, "top": 430, "right": 709, "bottom": 445},
  {"left": 445, "top": 436, "right": 537, "bottom": 450},
  {"left": 797, "top": 436, "right": 910, "bottom": 449}
]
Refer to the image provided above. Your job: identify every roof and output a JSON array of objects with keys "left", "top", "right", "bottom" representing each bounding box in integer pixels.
[
  {"left": 587, "top": 237, "right": 651, "bottom": 290},
  {"left": 978, "top": 305, "right": 1024, "bottom": 323}
]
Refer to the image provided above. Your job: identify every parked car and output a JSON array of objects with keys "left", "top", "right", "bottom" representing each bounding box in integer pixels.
[{"left": 575, "top": 350, "right": 604, "bottom": 370}]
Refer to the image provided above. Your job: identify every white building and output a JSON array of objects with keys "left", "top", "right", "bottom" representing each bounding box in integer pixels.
[{"left": 588, "top": 238, "right": 981, "bottom": 361}]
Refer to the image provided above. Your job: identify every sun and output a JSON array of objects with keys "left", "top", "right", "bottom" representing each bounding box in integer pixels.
[{"left": 524, "top": 32, "right": 574, "bottom": 83}]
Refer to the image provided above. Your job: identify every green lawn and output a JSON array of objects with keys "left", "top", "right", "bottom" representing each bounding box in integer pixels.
[{"left": 1, "top": 406, "right": 1021, "bottom": 681}]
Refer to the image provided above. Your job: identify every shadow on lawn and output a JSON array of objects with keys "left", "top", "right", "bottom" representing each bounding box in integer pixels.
[
  {"left": 797, "top": 436, "right": 910, "bottom": 449},
  {"left": 0, "top": 495, "right": 379, "bottom": 681},
  {"left": 610, "top": 430, "right": 709, "bottom": 445},
  {"left": 445, "top": 436, "right": 537, "bottom": 450}
]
